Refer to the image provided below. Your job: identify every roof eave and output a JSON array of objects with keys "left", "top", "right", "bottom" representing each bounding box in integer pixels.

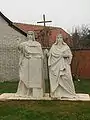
[{"left": 0, "top": 11, "right": 27, "bottom": 36}]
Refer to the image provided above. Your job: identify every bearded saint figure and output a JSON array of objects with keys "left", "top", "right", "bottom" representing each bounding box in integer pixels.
[
  {"left": 17, "top": 31, "right": 44, "bottom": 98},
  {"left": 48, "top": 34, "right": 76, "bottom": 99}
]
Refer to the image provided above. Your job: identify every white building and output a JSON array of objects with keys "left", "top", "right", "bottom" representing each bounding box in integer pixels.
[{"left": 0, "top": 11, "right": 26, "bottom": 81}]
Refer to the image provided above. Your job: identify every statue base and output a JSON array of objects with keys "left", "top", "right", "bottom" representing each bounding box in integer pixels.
[{"left": 0, "top": 93, "right": 90, "bottom": 101}]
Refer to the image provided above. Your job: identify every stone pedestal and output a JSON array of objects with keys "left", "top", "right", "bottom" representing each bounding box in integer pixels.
[{"left": 0, "top": 93, "right": 90, "bottom": 101}]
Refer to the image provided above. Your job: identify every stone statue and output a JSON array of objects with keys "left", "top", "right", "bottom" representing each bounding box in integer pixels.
[
  {"left": 0, "top": 33, "right": 90, "bottom": 101},
  {"left": 17, "top": 31, "right": 44, "bottom": 98},
  {"left": 48, "top": 34, "right": 76, "bottom": 99}
]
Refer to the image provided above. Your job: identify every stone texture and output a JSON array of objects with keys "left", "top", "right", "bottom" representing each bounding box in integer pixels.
[{"left": 0, "top": 16, "right": 26, "bottom": 81}]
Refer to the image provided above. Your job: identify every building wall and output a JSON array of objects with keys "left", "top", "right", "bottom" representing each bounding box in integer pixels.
[
  {"left": 0, "top": 17, "right": 26, "bottom": 81},
  {"left": 71, "top": 50, "right": 90, "bottom": 79}
]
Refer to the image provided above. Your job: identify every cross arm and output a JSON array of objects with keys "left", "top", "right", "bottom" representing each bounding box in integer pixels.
[{"left": 37, "top": 21, "right": 52, "bottom": 23}]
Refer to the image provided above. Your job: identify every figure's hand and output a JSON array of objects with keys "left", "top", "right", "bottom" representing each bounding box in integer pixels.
[
  {"left": 44, "top": 49, "right": 48, "bottom": 55},
  {"left": 44, "top": 49, "right": 50, "bottom": 57}
]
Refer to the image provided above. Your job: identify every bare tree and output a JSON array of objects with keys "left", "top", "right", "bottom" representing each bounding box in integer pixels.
[{"left": 75, "top": 25, "right": 90, "bottom": 48}]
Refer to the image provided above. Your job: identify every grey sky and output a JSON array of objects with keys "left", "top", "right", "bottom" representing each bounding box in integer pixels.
[{"left": 0, "top": 0, "right": 90, "bottom": 33}]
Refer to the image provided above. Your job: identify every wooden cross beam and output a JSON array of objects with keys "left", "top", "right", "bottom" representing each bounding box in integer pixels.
[
  {"left": 37, "top": 14, "right": 52, "bottom": 96},
  {"left": 37, "top": 14, "right": 52, "bottom": 27}
]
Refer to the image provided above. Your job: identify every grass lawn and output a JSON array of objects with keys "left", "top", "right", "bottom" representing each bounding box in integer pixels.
[{"left": 0, "top": 79, "right": 90, "bottom": 120}]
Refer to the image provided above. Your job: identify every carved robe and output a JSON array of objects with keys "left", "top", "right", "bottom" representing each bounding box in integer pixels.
[
  {"left": 17, "top": 41, "right": 44, "bottom": 98},
  {"left": 48, "top": 43, "right": 76, "bottom": 98}
]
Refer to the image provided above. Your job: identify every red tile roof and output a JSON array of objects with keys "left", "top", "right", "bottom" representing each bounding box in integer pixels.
[
  {"left": 0, "top": 11, "right": 72, "bottom": 47},
  {"left": 14, "top": 23, "right": 72, "bottom": 47}
]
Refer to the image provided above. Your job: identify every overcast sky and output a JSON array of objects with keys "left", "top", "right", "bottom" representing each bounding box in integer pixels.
[{"left": 0, "top": 0, "right": 90, "bottom": 33}]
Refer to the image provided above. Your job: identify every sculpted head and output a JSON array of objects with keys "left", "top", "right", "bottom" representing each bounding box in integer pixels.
[
  {"left": 56, "top": 34, "right": 64, "bottom": 44},
  {"left": 27, "top": 31, "right": 35, "bottom": 41}
]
